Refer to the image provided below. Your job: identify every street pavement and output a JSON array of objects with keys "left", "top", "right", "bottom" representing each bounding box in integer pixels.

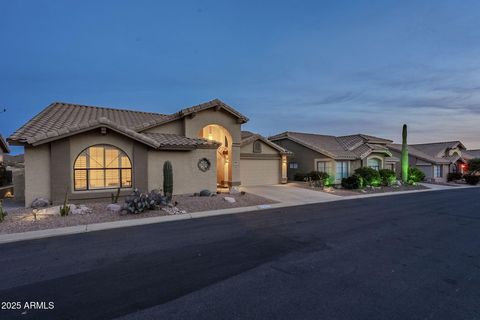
[{"left": 0, "top": 188, "right": 479, "bottom": 319}]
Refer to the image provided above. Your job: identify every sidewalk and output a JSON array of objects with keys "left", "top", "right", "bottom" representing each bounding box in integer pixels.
[{"left": 0, "top": 183, "right": 473, "bottom": 244}]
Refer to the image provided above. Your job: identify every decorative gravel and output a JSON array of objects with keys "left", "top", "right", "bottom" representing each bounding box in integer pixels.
[
  {"left": 0, "top": 192, "right": 277, "bottom": 235},
  {"left": 291, "top": 181, "right": 429, "bottom": 196}
]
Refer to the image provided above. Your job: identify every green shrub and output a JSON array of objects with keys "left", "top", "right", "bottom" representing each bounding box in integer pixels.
[
  {"left": 408, "top": 167, "right": 425, "bottom": 183},
  {"left": 305, "top": 171, "right": 331, "bottom": 188},
  {"left": 447, "top": 172, "right": 463, "bottom": 182},
  {"left": 341, "top": 174, "right": 363, "bottom": 189},
  {"left": 468, "top": 158, "right": 480, "bottom": 174},
  {"left": 379, "top": 169, "right": 396, "bottom": 186},
  {"left": 293, "top": 173, "right": 308, "bottom": 181},
  {"left": 464, "top": 174, "right": 480, "bottom": 185},
  {"left": 354, "top": 167, "right": 381, "bottom": 187}
]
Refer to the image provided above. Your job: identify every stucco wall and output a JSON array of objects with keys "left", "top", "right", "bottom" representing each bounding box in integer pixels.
[
  {"left": 148, "top": 148, "right": 217, "bottom": 194},
  {"left": 144, "top": 120, "right": 184, "bottom": 135},
  {"left": 272, "top": 138, "right": 331, "bottom": 180},
  {"left": 241, "top": 140, "right": 279, "bottom": 155},
  {"left": 25, "top": 144, "right": 51, "bottom": 206}
]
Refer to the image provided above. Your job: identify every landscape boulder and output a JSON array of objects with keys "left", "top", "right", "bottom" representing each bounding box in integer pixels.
[
  {"left": 224, "top": 196, "right": 236, "bottom": 204},
  {"left": 31, "top": 198, "right": 49, "bottom": 209}
]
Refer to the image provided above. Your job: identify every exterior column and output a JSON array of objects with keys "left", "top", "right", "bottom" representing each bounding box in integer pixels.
[{"left": 281, "top": 155, "right": 288, "bottom": 184}]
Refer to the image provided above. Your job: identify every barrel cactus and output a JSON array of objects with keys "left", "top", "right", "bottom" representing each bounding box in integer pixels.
[{"left": 163, "top": 161, "right": 173, "bottom": 202}]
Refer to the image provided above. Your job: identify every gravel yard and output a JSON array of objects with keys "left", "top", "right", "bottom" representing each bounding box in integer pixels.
[
  {"left": 0, "top": 192, "right": 277, "bottom": 235},
  {"left": 291, "top": 181, "right": 429, "bottom": 196}
]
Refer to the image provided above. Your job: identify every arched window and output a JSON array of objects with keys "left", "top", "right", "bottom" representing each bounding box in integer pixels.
[
  {"left": 367, "top": 158, "right": 381, "bottom": 171},
  {"left": 253, "top": 140, "right": 262, "bottom": 153},
  {"left": 74, "top": 145, "right": 132, "bottom": 191}
]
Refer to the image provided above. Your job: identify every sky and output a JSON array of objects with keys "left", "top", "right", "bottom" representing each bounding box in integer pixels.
[{"left": 1, "top": 0, "right": 480, "bottom": 155}]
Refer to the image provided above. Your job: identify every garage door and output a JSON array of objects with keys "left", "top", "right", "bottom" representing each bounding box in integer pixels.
[{"left": 240, "top": 159, "right": 281, "bottom": 186}]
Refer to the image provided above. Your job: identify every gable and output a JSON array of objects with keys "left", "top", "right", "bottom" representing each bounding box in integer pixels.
[{"left": 241, "top": 139, "right": 280, "bottom": 155}]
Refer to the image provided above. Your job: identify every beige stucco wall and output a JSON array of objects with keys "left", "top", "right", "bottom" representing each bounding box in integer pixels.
[
  {"left": 241, "top": 140, "right": 278, "bottom": 155},
  {"left": 148, "top": 148, "right": 217, "bottom": 194},
  {"left": 25, "top": 144, "right": 51, "bottom": 206},
  {"left": 144, "top": 120, "right": 184, "bottom": 135},
  {"left": 184, "top": 109, "right": 242, "bottom": 186}
]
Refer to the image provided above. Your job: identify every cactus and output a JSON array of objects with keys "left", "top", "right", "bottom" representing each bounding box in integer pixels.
[
  {"left": 163, "top": 161, "right": 173, "bottom": 202},
  {"left": 123, "top": 189, "right": 166, "bottom": 214},
  {"left": 0, "top": 200, "right": 6, "bottom": 222},
  {"left": 60, "top": 190, "right": 70, "bottom": 216},
  {"left": 401, "top": 124, "right": 409, "bottom": 183},
  {"left": 111, "top": 187, "right": 121, "bottom": 204}
]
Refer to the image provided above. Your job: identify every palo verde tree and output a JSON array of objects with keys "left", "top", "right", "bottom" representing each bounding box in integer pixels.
[{"left": 401, "top": 124, "right": 409, "bottom": 183}]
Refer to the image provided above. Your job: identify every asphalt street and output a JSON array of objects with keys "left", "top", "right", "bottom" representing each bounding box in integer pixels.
[{"left": 0, "top": 188, "right": 479, "bottom": 319}]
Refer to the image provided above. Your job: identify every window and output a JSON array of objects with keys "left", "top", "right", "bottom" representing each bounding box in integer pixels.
[
  {"left": 335, "top": 161, "right": 349, "bottom": 180},
  {"left": 74, "top": 145, "right": 132, "bottom": 191},
  {"left": 434, "top": 165, "right": 442, "bottom": 178},
  {"left": 316, "top": 161, "right": 331, "bottom": 173},
  {"left": 367, "top": 158, "right": 381, "bottom": 171},
  {"left": 253, "top": 140, "right": 262, "bottom": 153},
  {"left": 289, "top": 162, "right": 299, "bottom": 169}
]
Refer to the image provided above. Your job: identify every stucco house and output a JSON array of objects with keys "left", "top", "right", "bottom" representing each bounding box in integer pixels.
[
  {"left": 466, "top": 149, "right": 480, "bottom": 159},
  {"left": 8, "top": 99, "right": 290, "bottom": 206},
  {"left": 269, "top": 131, "right": 397, "bottom": 183},
  {"left": 388, "top": 141, "right": 471, "bottom": 183},
  {"left": 0, "top": 135, "right": 10, "bottom": 163}
]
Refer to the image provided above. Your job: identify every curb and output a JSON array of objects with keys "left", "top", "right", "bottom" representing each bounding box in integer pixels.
[{"left": 0, "top": 184, "right": 474, "bottom": 244}]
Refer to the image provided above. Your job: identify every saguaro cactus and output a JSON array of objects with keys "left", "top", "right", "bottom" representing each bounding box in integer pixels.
[
  {"left": 163, "top": 161, "right": 173, "bottom": 201},
  {"left": 401, "top": 124, "right": 409, "bottom": 183}
]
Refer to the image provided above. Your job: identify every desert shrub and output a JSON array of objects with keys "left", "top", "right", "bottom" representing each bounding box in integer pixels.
[
  {"left": 341, "top": 174, "right": 363, "bottom": 189},
  {"left": 468, "top": 158, "right": 480, "bottom": 174},
  {"left": 408, "top": 167, "right": 426, "bottom": 183},
  {"left": 0, "top": 200, "right": 6, "bottom": 223},
  {"left": 293, "top": 173, "right": 308, "bottom": 181},
  {"left": 354, "top": 167, "right": 381, "bottom": 187},
  {"left": 464, "top": 174, "right": 480, "bottom": 185},
  {"left": 447, "top": 172, "right": 463, "bottom": 182},
  {"left": 379, "top": 169, "right": 396, "bottom": 186}
]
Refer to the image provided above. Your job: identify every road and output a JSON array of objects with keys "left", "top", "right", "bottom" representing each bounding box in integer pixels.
[{"left": 1, "top": 188, "right": 479, "bottom": 319}]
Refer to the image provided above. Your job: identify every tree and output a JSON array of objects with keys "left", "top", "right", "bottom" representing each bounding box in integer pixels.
[{"left": 401, "top": 124, "right": 409, "bottom": 183}]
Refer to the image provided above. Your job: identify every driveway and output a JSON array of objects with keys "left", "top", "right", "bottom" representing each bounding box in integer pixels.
[{"left": 243, "top": 183, "right": 340, "bottom": 204}]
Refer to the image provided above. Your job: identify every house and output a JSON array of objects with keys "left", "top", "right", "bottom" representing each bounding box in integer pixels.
[
  {"left": 0, "top": 135, "right": 10, "bottom": 163},
  {"left": 269, "top": 131, "right": 397, "bottom": 183},
  {"left": 8, "top": 99, "right": 289, "bottom": 206},
  {"left": 388, "top": 141, "right": 471, "bottom": 183},
  {"left": 466, "top": 149, "right": 480, "bottom": 159}
]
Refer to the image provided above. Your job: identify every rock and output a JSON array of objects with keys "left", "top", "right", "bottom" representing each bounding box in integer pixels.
[
  {"left": 106, "top": 204, "right": 122, "bottom": 213},
  {"left": 224, "top": 196, "right": 236, "bottom": 203},
  {"left": 36, "top": 206, "right": 61, "bottom": 215},
  {"left": 229, "top": 186, "right": 240, "bottom": 194},
  {"left": 161, "top": 206, "right": 186, "bottom": 215},
  {"left": 199, "top": 189, "right": 212, "bottom": 197},
  {"left": 71, "top": 204, "right": 92, "bottom": 215},
  {"left": 31, "top": 198, "right": 50, "bottom": 209}
]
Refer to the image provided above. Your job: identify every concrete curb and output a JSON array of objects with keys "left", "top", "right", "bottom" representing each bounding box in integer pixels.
[{"left": 0, "top": 184, "right": 474, "bottom": 244}]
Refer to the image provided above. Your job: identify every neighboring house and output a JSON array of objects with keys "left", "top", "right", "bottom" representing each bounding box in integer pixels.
[
  {"left": 466, "top": 149, "right": 480, "bottom": 159},
  {"left": 388, "top": 141, "right": 471, "bottom": 183},
  {"left": 8, "top": 99, "right": 289, "bottom": 206},
  {"left": 0, "top": 135, "right": 10, "bottom": 163},
  {"left": 269, "top": 132, "right": 397, "bottom": 183}
]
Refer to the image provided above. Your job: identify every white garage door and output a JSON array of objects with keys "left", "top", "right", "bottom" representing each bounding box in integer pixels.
[{"left": 240, "top": 159, "right": 281, "bottom": 186}]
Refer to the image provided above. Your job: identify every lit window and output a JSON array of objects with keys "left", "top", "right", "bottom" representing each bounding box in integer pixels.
[
  {"left": 316, "top": 161, "right": 331, "bottom": 173},
  {"left": 367, "top": 158, "right": 381, "bottom": 171},
  {"left": 336, "top": 161, "right": 349, "bottom": 180},
  {"left": 74, "top": 145, "right": 132, "bottom": 191}
]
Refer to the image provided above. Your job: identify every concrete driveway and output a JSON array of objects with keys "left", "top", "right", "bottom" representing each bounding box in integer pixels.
[{"left": 243, "top": 183, "right": 340, "bottom": 204}]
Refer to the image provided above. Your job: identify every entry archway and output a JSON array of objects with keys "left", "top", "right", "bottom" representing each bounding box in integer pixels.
[{"left": 198, "top": 124, "right": 233, "bottom": 187}]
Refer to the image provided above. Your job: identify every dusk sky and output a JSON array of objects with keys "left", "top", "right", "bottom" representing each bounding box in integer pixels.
[{"left": 1, "top": 0, "right": 480, "bottom": 154}]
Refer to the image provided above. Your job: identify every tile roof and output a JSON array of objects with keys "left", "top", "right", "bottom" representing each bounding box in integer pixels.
[
  {"left": 8, "top": 99, "right": 246, "bottom": 150},
  {"left": 0, "top": 135, "right": 10, "bottom": 153},
  {"left": 410, "top": 141, "right": 466, "bottom": 158},
  {"left": 388, "top": 144, "right": 451, "bottom": 164},
  {"left": 269, "top": 131, "right": 391, "bottom": 160},
  {"left": 142, "top": 133, "right": 219, "bottom": 149},
  {"left": 466, "top": 149, "right": 480, "bottom": 158},
  {"left": 241, "top": 131, "right": 292, "bottom": 155}
]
